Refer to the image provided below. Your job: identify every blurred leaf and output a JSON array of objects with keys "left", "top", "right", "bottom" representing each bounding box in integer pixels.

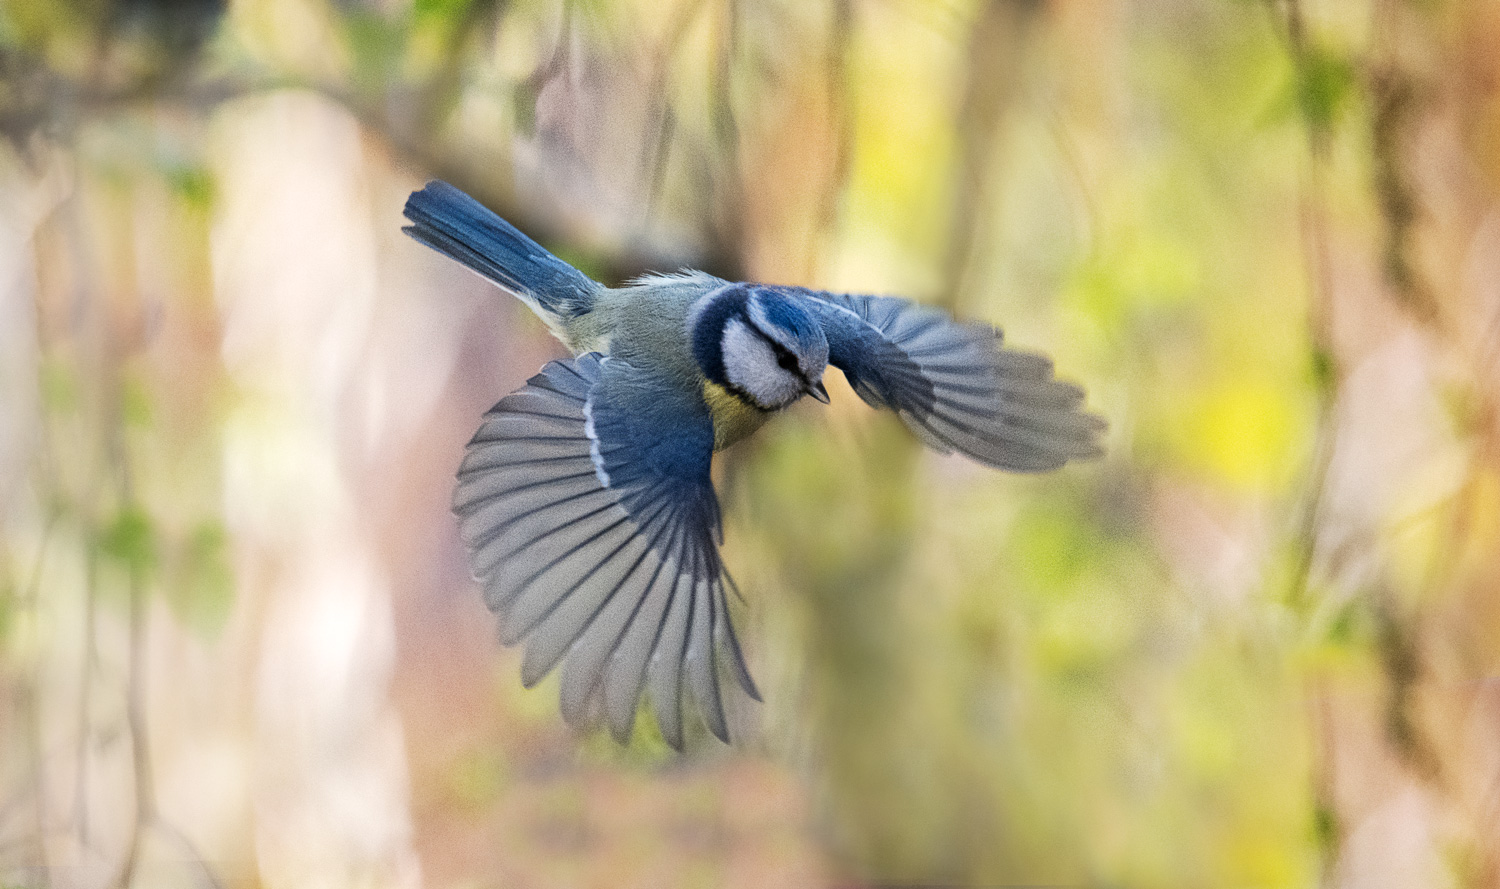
[
  {"left": 165, "top": 164, "right": 215, "bottom": 208},
  {"left": 1006, "top": 498, "right": 1093, "bottom": 592},
  {"left": 0, "top": 0, "right": 93, "bottom": 59},
  {"left": 165, "top": 519, "right": 234, "bottom": 636},
  {"left": 1313, "top": 803, "right": 1339, "bottom": 852},
  {"left": 1068, "top": 226, "right": 1202, "bottom": 332},
  {"left": 38, "top": 357, "right": 78, "bottom": 414},
  {"left": 443, "top": 747, "right": 510, "bottom": 812},
  {"left": 121, "top": 371, "right": 153, "bottom": 428},
  {"left": 0, "top": 580, "right": 13, "bottom": 644},
  {"left": 343, "top": 9, "right": 408, "bottom": 91},
  {"left": 1297, "top": 44, "right": 1357, "bottom": 133},
  {"left": 99, "top": 505, "right": 156, "bottom": 578},
  {"left": 1325, "top": 597, "right": 1365, "bottom": 647},
  {"left": 1265, "top": 40, "right": 1358, "bottom": 134},
  {"left": 1185, "top": 378, "right": 1303, "bottom": 491},
  {"left": 1309, "top": 346, "right": 1336, "bottom": 394},
  {"left": 412, "top": 0, "right": 472, "bottom": 27}
]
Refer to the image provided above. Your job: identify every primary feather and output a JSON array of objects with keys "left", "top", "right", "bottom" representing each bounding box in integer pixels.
[
  {"left": 453, "top": 357, "right": 757, "bottom": 748},
  {"left": 802, "top": 290, "right": 1105, "bottom": 472}
]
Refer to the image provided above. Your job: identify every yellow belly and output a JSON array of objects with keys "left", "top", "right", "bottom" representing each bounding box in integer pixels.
[{"left": 703, "top": 381, "right": 771, "bottom": 450}]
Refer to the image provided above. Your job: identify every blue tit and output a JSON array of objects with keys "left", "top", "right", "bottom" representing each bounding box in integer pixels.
[{"left": 403, "top": 180, "right": 1105, "bottom": 748}]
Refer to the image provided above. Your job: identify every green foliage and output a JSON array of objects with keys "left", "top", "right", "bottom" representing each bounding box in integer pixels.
[
  {"left": 412, "top": 0, "right": 473, "bottom": 26},
  {"left": 1294, "top": 43, "right": 1358, "bottom": 134},
  {"left": 37, "top": 357, "right": 78, "bottom": 414},
  {"left": 342, "top": 8, "right": 410, "bottom": 92},
  {"left": 165, "top": 164, "right": 216, "bottom": 208},
  {"left": 99, "top": 505, "right": 156, "bottom": 579},
  {"left": 443, "top": 747, "right": 511, "bottom": 812},
  {"left": 164, "top": 519, "right": 235, "bottom": 637},
  {"left": 0, "top": 577, "right": 13, "bottom": 645},
  {"left": 121, "top": 372, "right": 154, "bottom": 429}
]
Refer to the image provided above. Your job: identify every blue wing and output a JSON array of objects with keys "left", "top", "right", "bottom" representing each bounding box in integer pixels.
[
  {"left": 452, "top": 355, "right": 757, "bottom": 748},
  {"left": 801, "top": 291, "right": 1105, "bottom": 471}
]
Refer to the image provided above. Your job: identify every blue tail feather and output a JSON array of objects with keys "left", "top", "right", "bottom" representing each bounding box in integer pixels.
[{"left": 403, "top": 181, "right": 599, "bottom": 320}]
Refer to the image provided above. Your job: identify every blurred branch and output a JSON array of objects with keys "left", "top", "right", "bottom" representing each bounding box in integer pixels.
[
  {"left": 1372, "top": 586, "right": 1436, "bottom": 778},
  {"left": 640, "top": 0, "right": 710, "bottom": 227},
  {"left": 72, "top": 549, "right": 99, "bottom": 849},
  {"left": 14, "top": 510, "right": 60, "bottom": 889},
  {"left": 799, "top": 4, "right": 1049, "bottom": 882},
  {"left": 1368, "top": 0, "right": 1441, "bottom": 329},
  {"left": 109, "top": 561, "right": 151, "bottom": 889},
  {"left": 0, "top": 39, "right": 741, "bottom": 286},
  {"left": 104, "top": 279, "right": 151, "bottom": 889},
  {"left": 642, "top": 105, "right": 677, "bottom": 225},
  {"left": 1044, "top": 104, "right": 1101, "bottom": 259},
  {"left": 156, "top": 820, "right": 225, "bottom": 889},
  {"left": 513, "top": 0, "right": 571, "bottom": 133},
  {"left": 705, "top": 0, "right": 747, "bottom": 278},
  {"left": 1271, "top": 0, "right": 1338, "bottom": 614},
  {"left": 940, "top": 0, "right": 1042, "bottom": 311},
  {"left": 805, "top": 0, "right": 854, "bottom": 281},
  {"left": 1271, "top": 2, "right": 1345, "bottom": 883},
  {"left": 416, "top": 0, "right": 506, "bottom": 135},
  {"left": 319, "top": 77, "right": 747, "bottom": 281}
]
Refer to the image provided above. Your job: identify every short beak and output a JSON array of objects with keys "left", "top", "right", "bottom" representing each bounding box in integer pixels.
[{"left": 806, "top": 380, "right": 830, "bottom": 404}]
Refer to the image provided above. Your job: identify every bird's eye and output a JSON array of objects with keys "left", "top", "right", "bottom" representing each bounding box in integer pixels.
[{"left": 775, "top": 350, "right": 799, "bottom": 373}]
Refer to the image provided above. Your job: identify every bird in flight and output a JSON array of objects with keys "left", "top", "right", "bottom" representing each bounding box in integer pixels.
[{"left": 404, "top": 180, "right": 1105, "bottom": 749}]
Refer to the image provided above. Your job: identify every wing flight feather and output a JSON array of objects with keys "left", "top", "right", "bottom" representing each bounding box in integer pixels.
[
  {"left": 453, "top": 354, "right": 758, "bottom": 748},
  {"left": 803, "top": 291, "right": 1105, "bottom": 471}
]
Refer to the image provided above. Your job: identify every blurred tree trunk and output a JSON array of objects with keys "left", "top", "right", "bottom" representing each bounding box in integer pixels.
[{"left": 758, "top": 2, "right": 1055, "bottom": 882}]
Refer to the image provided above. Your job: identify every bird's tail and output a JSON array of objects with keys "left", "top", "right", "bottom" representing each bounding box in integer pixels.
[{"left": 403, "top": 180, "right": 601, "bottom": 325}]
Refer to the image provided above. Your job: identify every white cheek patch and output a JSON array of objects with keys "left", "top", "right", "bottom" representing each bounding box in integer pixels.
[{"left": 722, "top": 319, "right": 801, "bottom": 409}]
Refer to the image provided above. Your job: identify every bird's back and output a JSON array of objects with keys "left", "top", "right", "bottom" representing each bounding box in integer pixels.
[{"left": 595, "top": 273, "right": 774, "bottom": 450}]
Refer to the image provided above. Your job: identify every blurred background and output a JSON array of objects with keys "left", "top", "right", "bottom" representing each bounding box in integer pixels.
[{"left": 3, "top": 0, "right": 1500, "bottom": 886}]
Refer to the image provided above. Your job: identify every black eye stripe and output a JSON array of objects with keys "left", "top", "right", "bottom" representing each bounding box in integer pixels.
[{"left": 745, "top": 318, "right": 807, "bottom": 379}]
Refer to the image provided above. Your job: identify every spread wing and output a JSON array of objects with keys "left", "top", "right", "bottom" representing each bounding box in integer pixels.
[
  {"left": 803, "top": 291, "right": 1105, "bottom": 471},
  {"left": 452, "top": 354, "right": 758, "bottom": 748}
]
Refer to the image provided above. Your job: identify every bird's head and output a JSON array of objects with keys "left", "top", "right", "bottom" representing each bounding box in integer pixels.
[{"left": 689, "top": 284, "right": 830, "bottom": 411}]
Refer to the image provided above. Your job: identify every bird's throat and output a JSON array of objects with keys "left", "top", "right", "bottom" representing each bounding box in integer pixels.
[{"left": 702, "top": 380, "right": 772, "bottom": 451}]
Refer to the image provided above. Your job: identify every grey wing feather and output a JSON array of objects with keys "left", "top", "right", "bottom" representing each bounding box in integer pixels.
[
  {"left": 647, "top": 572, "right": 693, "bottom": 749},
  {"left": 603, "top": 522, "right": 687, "bottom": 742},
  {"left": 453, "top": 354, "right": 757, "bottom": 749},
  {"left": 685, "top": 570, "right": 726, "bottom": 742},
  {"left": 803, "top": 291, "right": 1105, "bottom": 472}
]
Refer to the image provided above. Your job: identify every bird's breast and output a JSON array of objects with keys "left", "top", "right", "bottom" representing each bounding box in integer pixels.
[{"left": 702, "top": 381, "right": 771, "bottom": 450}]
